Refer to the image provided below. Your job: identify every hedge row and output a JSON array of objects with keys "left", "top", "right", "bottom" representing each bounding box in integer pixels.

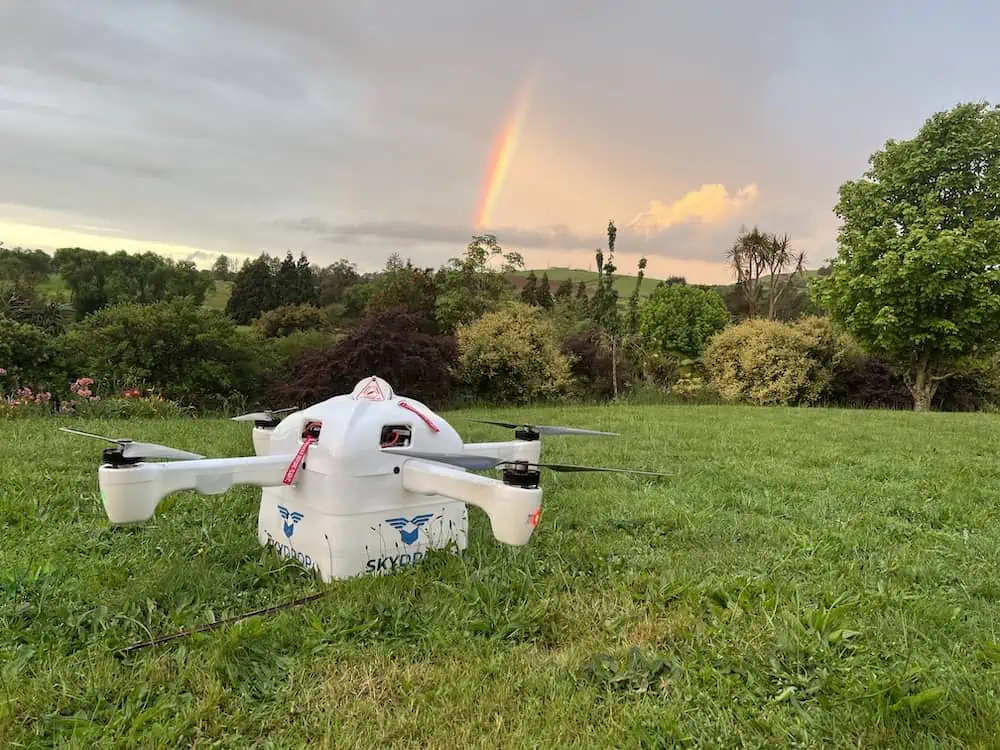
[{"left": 3, "top": 297, "right": 998, "bottom": 415}]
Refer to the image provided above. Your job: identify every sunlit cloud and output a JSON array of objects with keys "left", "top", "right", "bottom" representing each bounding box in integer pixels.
[{"left": 628, "top": 183, "right": 759, "bottom": 234}]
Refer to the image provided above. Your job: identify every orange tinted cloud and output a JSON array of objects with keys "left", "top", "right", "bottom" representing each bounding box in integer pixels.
[{"left": 628, "top": 183, "right": 759, "bottom": 234}]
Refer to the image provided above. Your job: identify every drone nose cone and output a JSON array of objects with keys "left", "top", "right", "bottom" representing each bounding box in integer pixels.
[{"left": 351, "top": 376, "right": 395, "bottom": 401}]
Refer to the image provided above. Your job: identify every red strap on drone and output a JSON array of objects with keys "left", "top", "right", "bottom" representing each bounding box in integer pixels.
[
  {"left": 398, "top": 401, "right": 440, "bottom": 432},
  {"left": 283, "top": 436, "right": 316, "bottom": 485}
]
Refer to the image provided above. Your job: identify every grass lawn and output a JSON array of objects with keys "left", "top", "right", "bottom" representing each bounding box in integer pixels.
[{"left": 3, "top": 404, "right": 1000, "bottom": 747}]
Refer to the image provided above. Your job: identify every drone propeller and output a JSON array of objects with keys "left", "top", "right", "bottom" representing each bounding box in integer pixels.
[
  {"left": 463, "top": 418, "right": 618, "bottom": 437},
  {"left": 58, "top": 427, "right": 204, "bottom": 460},
  {"left": 231, "top": 407, "right": 298, "bottom": 423},
  {"left": 382, "top": 448, "right": 670, "bottom": 477}
]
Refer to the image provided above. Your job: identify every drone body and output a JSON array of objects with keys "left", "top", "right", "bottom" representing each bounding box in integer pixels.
[
  {"left": 89, "top": 377, "right": 546, "bottom": 582},
  {"left": 71, "top": 376, "right": 662, "bottom": 584},
  {"left": 240, "top": 377, "right": 541, "bottom": 581}
]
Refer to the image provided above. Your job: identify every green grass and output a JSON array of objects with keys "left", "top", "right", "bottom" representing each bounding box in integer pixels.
[
  {"left": 4, "top": 405, "right": 1000, "bottom": 747},
  {"left": 35, "top": 273, "right": 68, "bottom": 298},
  {"left": 203, "top": 280, "right": 232, "bottom": 311}
]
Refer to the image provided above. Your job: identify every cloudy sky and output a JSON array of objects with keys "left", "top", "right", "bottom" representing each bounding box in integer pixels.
[{"left": 1, "top": 1, "right": 998, "bottom": 284}]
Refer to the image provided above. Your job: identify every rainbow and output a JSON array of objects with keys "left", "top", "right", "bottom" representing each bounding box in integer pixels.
[{"left": 473, "top": 77, "right": 535, "bottom": 230}]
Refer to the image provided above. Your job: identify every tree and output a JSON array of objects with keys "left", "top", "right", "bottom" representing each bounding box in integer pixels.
[
  {"left": 292, "top": 252, "right": 318, "bottom": 305},
  {"left": 317, "top": 259, "right": 361, "bottom": 306},
  {"left": 590, "top": 220, "right": 621, "bottom": 332},
  {"left": 537, "top": 271, "right": 553, "bottom": 309},
  {"left": 211, "top": 254, "right": 235, "bottom": 280},
  {"left": 433, "top": 234, "right": 522, "bottom": 333},
  {"left": 555, "top": 278, "right": 574, "bottom": 300},
  {"left": 0, "top": 244, "right": 53, "bottom": 291},
  {"left": 226, "top": 253, "right": 279, "bottom": 324},
  {"left": 726, "top": 227, "right": 805, "bottom": 320},
  {"left": 53, "top": 248, "right": 213, "bottom": 319},
  {"left": 520, "top": 271, "right": 538, "bottom": 305},
  {"left": 275, "top": 252, "right": 301, "bottom": 303},
  {"left": 627, "top": 257, "right": 648, "bottom": 335},
  {"left": 587, "top": 220, "right": 625, "bottom": 396},
  {"left": 814, "top": 101, "right": 1000, "bottom": 411},
  {"left": 367, "top": 254, "right": 440, "bottom": 325},
  {"left": 639, "top": 283, "right": 730, "bottom": 359}
]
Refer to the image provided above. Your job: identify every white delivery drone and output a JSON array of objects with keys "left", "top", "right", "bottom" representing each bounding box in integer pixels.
[{"left": 62, "top": 376, "right": 668, "bottom": 583}]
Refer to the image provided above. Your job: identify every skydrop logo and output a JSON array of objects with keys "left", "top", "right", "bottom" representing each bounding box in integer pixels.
[
  {"left": 278, "top": 505, "right": 304, "bottom": 539},
  {"left": 385, "top": 513, "right": 434, "bottom": 545}
]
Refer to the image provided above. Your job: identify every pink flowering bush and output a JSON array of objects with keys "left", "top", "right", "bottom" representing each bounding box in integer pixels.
[
  {"left": 68, "top": 379, "right": 187, "bottom": 419},
  {"left": 0, "top": 368, "right": 55, "bottom": 417},
  {"left": 0, "top": 370, "right": 185, "bottom": 419}
]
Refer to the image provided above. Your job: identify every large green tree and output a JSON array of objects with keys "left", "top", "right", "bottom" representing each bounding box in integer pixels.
[
  {"left": 225, "top": 254, "right": 280, "bottom": 324},
  {"left": 814, "top": 101, "right": 1000, "bottom": 411}
]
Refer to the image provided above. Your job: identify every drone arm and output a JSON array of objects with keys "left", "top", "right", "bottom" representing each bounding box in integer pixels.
[
  {"left": 462, "top": 440, "right": 541, "bottom": 465},
  {"left": 400, "top": 459, "right": 542, "bottom": 546},
  {"left": 98, "top": 454, "right": 298, "bottom": 524}
]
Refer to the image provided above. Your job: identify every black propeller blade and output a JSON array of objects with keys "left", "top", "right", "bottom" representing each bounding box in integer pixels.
[
  {"left": 59, "top": 427, "right": 204, "bottom": 460},
  {"left": 464, "top": 418, "right": 618, "bottom": 437},
  {"left": 381, "top": 448, "right": 670, "bottom": 477}
]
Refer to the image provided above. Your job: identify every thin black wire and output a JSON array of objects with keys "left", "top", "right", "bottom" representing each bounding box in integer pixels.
[{"left": 113, "top": 590, "right": 330, "bottom": 659}]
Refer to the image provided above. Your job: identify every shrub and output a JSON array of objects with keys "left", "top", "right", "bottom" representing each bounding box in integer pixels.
[
  {"left": 266, "top": 329, "right": 338, "bottom": 371},
  {"left": 58, "top": 298, "right": 275, "bottom": 409},
  {"left": 934, "top": 356, "right": 1000, "bottom": 411},
  {"left": 0, "top": 287, "right": 74, "bottom": 334},
  {"left": 825, "top": 349, "right": 1000, "bottom": 412},
  {"left": 639, "top": 284, "right": 730, "bottom": 358},
  {"left": 71, "top": 392, "right": 188, "bottom": 419},
  {"left": 0, "top": 318, "right": 66, "bottom": 391},
  {"left": 823, "top": 351, "right": 912, "bottom": 409},
  {"left": 253, "top": 304, "right": 329, "bottom": 338},
  {"left": 702, "top": 317, "right": 846, "bottom": 406},
  {"left": 561, "top": 326, "right": 640, "bottom": 399},
  {"left": 268, "top": 308, "right": 457, "bottom": 407},
  {"left": 455, "top": 302, "right": 573, "bottom": 405}
]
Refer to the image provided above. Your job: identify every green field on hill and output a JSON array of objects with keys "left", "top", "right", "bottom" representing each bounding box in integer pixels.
[
  {"left": 506, "top": 266, "right": 667, "bottom": 299},
  {"left": 33, "top": 263, "right": 819, "bottom": 315},
  {"left": 3, "top": 404, "right": 999, "bottom": 747}
]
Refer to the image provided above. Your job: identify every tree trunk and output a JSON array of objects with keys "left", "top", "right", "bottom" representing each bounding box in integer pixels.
[
  {"left": 611, "top": 336, "right": 619, "bottom": 399},
  {"left": 909, "top": 357, "right": 939, "bottom": 412}
]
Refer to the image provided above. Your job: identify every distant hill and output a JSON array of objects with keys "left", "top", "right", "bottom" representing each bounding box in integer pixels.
[
  {"left": 505, "top": 267, "right": 664, "bottom": 299},
  {"left": 507, "top": 266, "right": 823, "bottom": 299},
  {"left": 35, "top": 265, "right": 822, "bottom": 319}
]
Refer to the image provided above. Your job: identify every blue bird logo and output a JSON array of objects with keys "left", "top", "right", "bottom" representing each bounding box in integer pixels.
[
  {"left": 278, "top": 505, "right": 304, "bottom": 539},
  {"left": 385, "top": 513, "right": 434, "bottom": 545}
]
